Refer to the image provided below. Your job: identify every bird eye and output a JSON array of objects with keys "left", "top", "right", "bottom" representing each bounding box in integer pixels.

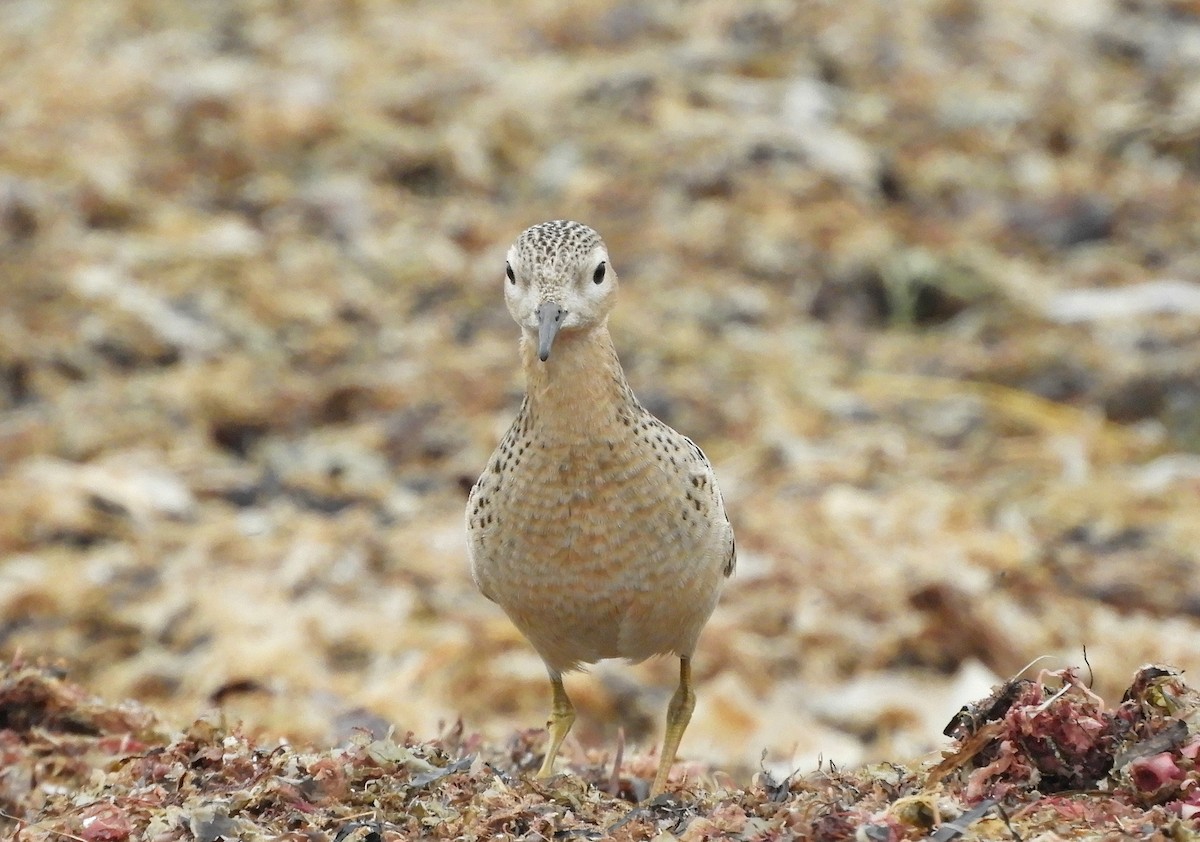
[
  {"left": 506, "top": 263, "right": 516, "bottom": 284},
  {"left": 593, "top": 261, "right": 607, "bottom": 285}
]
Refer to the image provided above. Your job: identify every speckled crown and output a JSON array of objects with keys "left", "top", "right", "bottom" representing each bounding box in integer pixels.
[{"left": 513, "top": 220, "right": 605, "bottom": 277}]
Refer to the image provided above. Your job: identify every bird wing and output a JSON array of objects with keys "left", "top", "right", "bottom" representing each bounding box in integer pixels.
[{"left": 682, "top": 435, "right": 736, "bottom": 577}]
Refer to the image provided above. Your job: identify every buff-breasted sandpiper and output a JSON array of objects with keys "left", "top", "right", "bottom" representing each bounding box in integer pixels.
[{"left": 467, "top": 220, "right": 735, "bottom": 797}]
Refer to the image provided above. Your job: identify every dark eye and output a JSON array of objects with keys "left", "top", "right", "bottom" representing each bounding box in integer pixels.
[
  {"left": 506, "top": 263, "right": 516, "bottom": 284},
  {"left": 593, "top": 261, "right": 606, "bottom": 284}
]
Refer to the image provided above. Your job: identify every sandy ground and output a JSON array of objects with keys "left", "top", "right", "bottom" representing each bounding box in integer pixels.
[{"left": 2, "top": 0, "right": 1200, "bottom": 788}]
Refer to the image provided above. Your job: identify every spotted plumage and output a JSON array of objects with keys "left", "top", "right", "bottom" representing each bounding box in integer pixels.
[{"left": 466, "top": 220, "right": 735, "bottom": 797}]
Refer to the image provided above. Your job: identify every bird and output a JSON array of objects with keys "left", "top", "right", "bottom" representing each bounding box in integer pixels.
[{"left": 466, "top": 219, "right": 735, "bottom": 797}]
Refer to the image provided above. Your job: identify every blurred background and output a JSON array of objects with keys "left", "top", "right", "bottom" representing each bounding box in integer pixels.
[{"left": 2, "top": 0, "right": 1200, "bottom": 782}]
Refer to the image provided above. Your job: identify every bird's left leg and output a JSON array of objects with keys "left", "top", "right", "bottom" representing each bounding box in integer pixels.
[
  {"left": 536, "top": 673, "right": 575, "bottom": 778},
  {"left": 650, "top": 656, "right": 695, "bottom": 797}
]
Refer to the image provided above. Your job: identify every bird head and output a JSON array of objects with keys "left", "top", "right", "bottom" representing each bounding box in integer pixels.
[{"left": 503, "top": 220, "right": 618, "bottom": 362}]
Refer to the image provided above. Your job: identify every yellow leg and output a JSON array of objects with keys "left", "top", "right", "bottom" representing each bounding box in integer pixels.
[
  {"left": 536, "top": 674, "right": 575, "bottom": 779},
  {"left": 650, "top": 657, "right": 695, "bottom": 797}
]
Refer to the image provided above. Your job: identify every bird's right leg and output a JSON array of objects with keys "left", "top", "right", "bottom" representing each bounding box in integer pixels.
[{"left": 536, "top": 673, "right": 575, "bottom": 778}]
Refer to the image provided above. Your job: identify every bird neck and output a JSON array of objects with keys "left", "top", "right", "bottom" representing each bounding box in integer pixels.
[{"left": 521, "top": 323, "right": 636, "bottom": 443}]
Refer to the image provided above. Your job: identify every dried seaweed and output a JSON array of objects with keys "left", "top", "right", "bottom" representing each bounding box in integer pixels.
[{"left": 7, "top": 660, "right": 1200, "bottom": 840}]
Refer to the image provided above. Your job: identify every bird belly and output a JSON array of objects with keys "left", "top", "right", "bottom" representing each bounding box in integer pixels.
[{"left": 469, "top": 442, "right": 726, "bottom": 673}]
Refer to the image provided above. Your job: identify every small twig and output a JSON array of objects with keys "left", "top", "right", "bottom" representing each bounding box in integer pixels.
[
  {"left": 926, "top": 721, "right": 1007, "bottom": 786},
  {"left": 1010, "top": 655, "right": 1057, "bottom": 681},
  {"left": 606, "top": 805, "right": 652, "bottom": 833},
  {"left": 1034, "top": 683, "right": 1073, "bottom": 714},
  {"left": 928, "top": 799, "right": 998, "bottom": 841},
  {"left": 995, "top": 802, "right": 1023, "bottom": 842},
  {"left": 0, "top": 810, "right": 88, "bottom": 842},
  {"left": 1033, "top": 666, "right": 1105, "bottom": 713},
  {"left": 335, "top": 810, "right": 379, "bottom": 823}
]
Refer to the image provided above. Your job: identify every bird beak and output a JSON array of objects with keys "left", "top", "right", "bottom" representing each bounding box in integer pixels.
[{"left": 536, "top": 302, "right": 565, "bottom": 361}]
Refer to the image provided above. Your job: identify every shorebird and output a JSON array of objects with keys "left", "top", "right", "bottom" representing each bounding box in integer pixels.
[{"left": 466, "top": 220, "right": 735, "bottom": 797}]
